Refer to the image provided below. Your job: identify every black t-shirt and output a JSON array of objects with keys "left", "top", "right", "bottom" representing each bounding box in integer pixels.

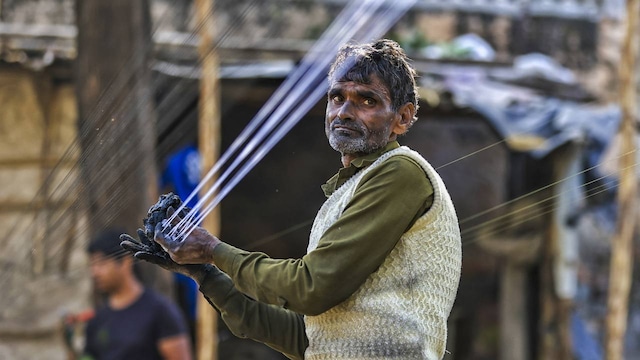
[{"left": 84, "top": 289, "right": 188, "bottom": 360}]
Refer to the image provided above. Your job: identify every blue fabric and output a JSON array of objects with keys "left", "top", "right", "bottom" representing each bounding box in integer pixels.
[
  {"left": 572, "top": 311, "right": 603, "bottom": 360},
  {"left": 161, "top": 145, "right": 201, "bottom": 320},
  {"left": 161, "top": 145, "right": 201, "bottom": 209}
]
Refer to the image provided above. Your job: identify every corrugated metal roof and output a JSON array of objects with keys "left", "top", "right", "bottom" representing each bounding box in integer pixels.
[{"left": 320, "top": 0, "right": 611, "bottom": 19}]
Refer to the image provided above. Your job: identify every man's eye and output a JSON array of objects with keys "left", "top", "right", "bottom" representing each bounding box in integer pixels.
[
  {"left": 363, "top": 98, "right": 376, "bottom": 106},
  {"left": 332, "top": 95, "right": 343, "bottom": 103}
]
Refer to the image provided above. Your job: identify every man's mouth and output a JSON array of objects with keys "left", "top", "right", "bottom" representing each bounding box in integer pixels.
[{"left": 331, "top": 123, "right": 361, "bottom": 135}]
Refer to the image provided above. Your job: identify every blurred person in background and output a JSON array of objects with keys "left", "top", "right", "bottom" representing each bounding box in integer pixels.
[{"left": 83, "top": 228, "right": 192, "bottom": 360}]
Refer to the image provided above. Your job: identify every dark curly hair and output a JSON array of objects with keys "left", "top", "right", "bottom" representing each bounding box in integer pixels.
[
  {"left": 88, "top": 227, "right": 129, "bottom": 262},
  {"left": 328, "top": 39, "right": 419, "bottom": 122}
]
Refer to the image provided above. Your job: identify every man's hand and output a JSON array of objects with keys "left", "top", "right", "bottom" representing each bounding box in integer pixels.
[
  {"left": 120, "top": 229, "right": 207, "bottom": 282},
  {"left": 153, "top": 208, "right": 221, "bottom": 265}
]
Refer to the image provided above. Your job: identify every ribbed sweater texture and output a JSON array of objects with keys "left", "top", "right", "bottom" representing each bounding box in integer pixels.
[{"left": 304, "top": 146, "right": 462, "bottom": 360}]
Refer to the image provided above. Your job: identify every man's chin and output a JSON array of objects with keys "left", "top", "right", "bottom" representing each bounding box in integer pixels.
[
  {"left": 92, "top": 282, "right": 112, "bottom": 294},
  {"left": 329, "top": 140, "right": 386, "bottom": 156},
  {"left": 329, "top": 136, "right": 364, "bottom": 154}
]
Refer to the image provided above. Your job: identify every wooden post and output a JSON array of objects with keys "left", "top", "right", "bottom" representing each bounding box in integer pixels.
[
  {"left": 605, "top": 0, "right": 639, "bottom": 359},
  {"left": 76, "top": 0, "right": 176, "bottom": 300},
  {"left": 75, "top": 0, "right": 157, "bottom": 233},
  {"left": 539, "top": 226, "right": 555, "bottom": 360},
  {"left": 538, "top": 144, "right": 583, "bottom": 360},
  {"left": 553, "top": 145, "right": 582, "bottom": 360},
  {"left": 500, "top": 264, "right": 528, "bottom": 360},
  {"left": 195, "top": 0, "right": 220, "bottom": 359}
]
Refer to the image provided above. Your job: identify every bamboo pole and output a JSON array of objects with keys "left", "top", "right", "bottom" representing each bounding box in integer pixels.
[
  {"left": 195, "top": 0, "right": 220, "bottom": 359},
  {"left": 605, "top": 1, "right": 639, "bottom": 359}
]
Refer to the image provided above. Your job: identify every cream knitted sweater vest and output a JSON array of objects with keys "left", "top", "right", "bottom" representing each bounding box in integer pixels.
[{"left": 304, "top": 146, "right": 461, "bottom": 360}]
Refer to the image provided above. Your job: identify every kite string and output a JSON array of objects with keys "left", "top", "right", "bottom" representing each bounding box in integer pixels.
[
  {"left": 169, "top": 0, "right": 419, "bottom": 238},
  {"left": 0, "top": 0, "right": 262, "bottom": 276},
  {"left": 4, "top": 0, "right": 623, "bottom": 291},
  {"left": 166, "top": 0, "right": 389, "bottom": 227},
  {"left": 187, "top": 2, "right": 416, "bottom": 225}
]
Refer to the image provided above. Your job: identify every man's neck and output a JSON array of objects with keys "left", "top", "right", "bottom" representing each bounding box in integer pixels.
[
  {"left": 340, "top": 153, "right": 359, "bottom": 167},
  {"left": 340, "top": 141, "right": 397, "bottom": 167},
  {"left": 109, "top": 277, "right": 143, "bottom": 310}
]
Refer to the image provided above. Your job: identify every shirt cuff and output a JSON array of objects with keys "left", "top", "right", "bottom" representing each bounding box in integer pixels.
[
  {"left": 212, "top": 242, "right": 244, "bottom": 274},
  {"left": 198, "top": 264, "right": 235, "bottom": 307}
]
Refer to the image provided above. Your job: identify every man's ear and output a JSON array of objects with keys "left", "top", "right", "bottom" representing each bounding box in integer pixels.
[{"left": 392, "top": 102, "right": 416, "bottom": 136}]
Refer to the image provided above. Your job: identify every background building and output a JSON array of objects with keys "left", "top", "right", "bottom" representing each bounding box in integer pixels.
[{"left": 0, "top": 0, "right": 635, "bottom": 359}]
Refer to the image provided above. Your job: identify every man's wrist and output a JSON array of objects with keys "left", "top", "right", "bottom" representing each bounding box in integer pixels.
[
  {"left": 205, "top": 239, "right": 221, "bottom": 264},
  {"left": 190, "top": 263, "right": 216, "bottom": 285}
]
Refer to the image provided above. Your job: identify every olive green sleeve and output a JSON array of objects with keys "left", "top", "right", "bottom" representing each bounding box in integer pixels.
[
  {"left": 212, "top": 156, "right": 433, "bottom": 316},
  {"left": 197, "top": 264, "right": 308, "bottom": 359}
]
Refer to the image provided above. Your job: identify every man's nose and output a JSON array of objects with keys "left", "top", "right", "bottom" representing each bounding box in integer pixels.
[{"left": 337, "top": 101, "right": 354, "bottom": 120}]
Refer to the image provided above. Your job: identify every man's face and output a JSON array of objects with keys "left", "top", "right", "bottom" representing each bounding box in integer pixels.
[
  {"left": 89, "top": 252, "right": 125, "bottom": 294},
  {"left": 325, "top": 74, "right": 399, "bottom": 157}
]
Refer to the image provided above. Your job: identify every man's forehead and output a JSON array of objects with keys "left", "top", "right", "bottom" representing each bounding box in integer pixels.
[
  {"left": 90, "top": 252, "right": 116, "bottom": 263},
  {"left": 329, "top": 75, "right": 390, "bottom": 97}
]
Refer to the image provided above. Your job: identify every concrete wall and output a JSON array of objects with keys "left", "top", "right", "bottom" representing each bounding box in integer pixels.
[{"left": 0, "top": 67, "right": 90, "bottom": 360}]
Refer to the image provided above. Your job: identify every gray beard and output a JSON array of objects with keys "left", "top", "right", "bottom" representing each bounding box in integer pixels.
[
  {"left": 328, "top": 133, "right": 368, "bottom": 154},
  {"left": 326, "top": 117, "right": 392, "bottom": 155},
  {"left": 328, "top": 130, "right": 387, "bottom": 155}
]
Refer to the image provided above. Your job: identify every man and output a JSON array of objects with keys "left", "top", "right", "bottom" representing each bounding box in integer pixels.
[
  {"left": 85, "top": 228, "right": 193, "bottom": 360},
  {"left": 122, "top": 39, "right": 461, "bottom": 359}
]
